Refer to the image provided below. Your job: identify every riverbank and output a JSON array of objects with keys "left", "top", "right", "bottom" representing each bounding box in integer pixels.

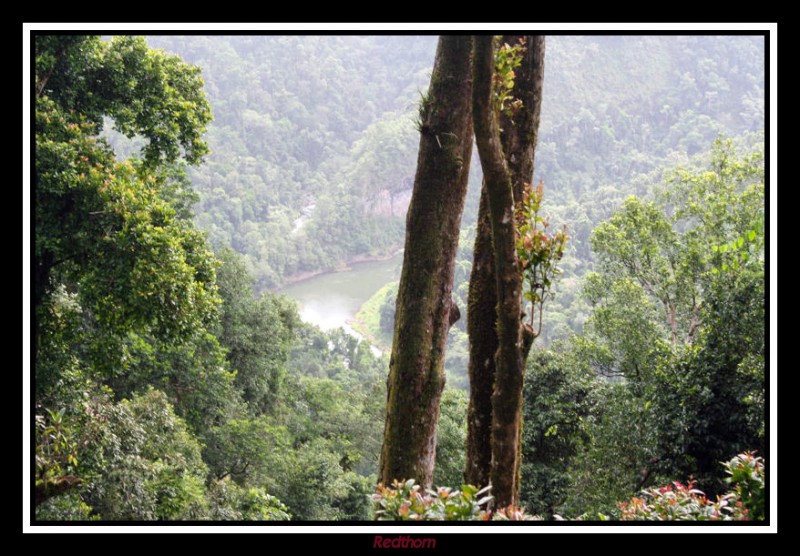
[
  {"left": 277, "top": 252, "right": 402, "bottom": 337},
  {"left": 347, "top": 316, "right": 388, "bottom": 355},
  {"left": 276, "top": 246, "right": 403, "bottom": 291},
  {"left": 348, "top": 281, "right": 398, "bottom": 353}
]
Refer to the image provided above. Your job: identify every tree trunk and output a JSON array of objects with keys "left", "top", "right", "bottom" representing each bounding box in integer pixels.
[
  {"left": 500, "top": 36, "right": 545, "bottom": 205},
  {"left": 379, "top": 36, "right": 474, "bottom": 488},
  {"left": 464, "top": 184, "right": 496, "bottom": 489},
  {"left": 500, "top": 35, "right": 546, "bottom": 493},
  {"left": 465, "top": 35, "right": 545, "bottom": 491},
  {"left": 469, "top": 35, "right": 545, "bottom": 508}
]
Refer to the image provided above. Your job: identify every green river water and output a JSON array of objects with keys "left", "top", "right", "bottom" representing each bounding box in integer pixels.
[{"left": 279, "top": 254, "right": 403, "bottom": 332}]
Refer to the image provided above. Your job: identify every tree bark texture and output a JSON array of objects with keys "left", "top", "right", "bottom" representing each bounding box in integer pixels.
[
  {"left": 379, "top": 36, "right": 474, "bottom": 488},
  {"left": 464, "top": 184, "right": 496, "bottom": 489},
  {"left": 464, "top": 35, "right": 545, "bottom": 490},
  {"left": 469, "top": 35, "right": 545, "bottom": 508},
  {"left": 500, "top": 36, "right": 545, "bottom": 204},
  {"left": 500, "top": 35, "right": 546, "bottom": 491}
]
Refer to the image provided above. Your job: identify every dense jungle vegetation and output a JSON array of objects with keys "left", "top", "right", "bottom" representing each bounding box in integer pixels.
[{"left": 32, "top": 34, "right": 767, "bottom": 522}]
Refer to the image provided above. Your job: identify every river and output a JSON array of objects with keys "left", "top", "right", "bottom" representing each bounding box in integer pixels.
[{"left": 279, "top": 254, "right": 403, "bottom": 334}]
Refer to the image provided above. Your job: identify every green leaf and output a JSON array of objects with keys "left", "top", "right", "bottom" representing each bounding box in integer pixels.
[{"left": 461, "top": 484, "right": 477, "bottom": 496}]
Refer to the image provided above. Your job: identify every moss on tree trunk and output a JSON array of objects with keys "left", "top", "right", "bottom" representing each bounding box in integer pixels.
[
  {"left": 379, "top": 36, "right": 474, "bottom": 488},
  {"left": 465, "top": 186, "right": 496, "bottom": 489},
  {"left": 468, "top": 35, "right": 545, "bottom": 508}
]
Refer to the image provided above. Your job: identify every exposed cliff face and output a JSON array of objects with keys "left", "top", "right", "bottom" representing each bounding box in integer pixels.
[
  {"left": 364, "top": 176, "right": 413, "bottom": 218},
  {"left": 367, "top": 187, "right": 413, "bottom": 218}
]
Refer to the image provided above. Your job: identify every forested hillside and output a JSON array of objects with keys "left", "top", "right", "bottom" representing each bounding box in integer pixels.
[
  {"left": 142, "top": 36, "right": 436, "bottom": 289},
  {"left": 32, "top": 34, "right": 767, "bottom": 524},
  {"left": 144, "top": 35, "right": 764, "bottom": 291},
  {"left": 34, "top": 36, "right": 389, "bottom": 521}
]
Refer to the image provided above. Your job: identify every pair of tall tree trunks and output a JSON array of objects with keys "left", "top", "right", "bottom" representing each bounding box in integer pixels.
[{"left": 379, "top": 35, "right": 545, "bottom": 509}]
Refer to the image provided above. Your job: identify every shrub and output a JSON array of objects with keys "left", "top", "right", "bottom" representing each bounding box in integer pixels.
[
  {"left": 35, "top": 492, "right": 98, "bottom": 521},
  {"left": 723, "top": 451, "right": 765, "bottom": 520},
  {"left": 616, "top": 452, "right": 765, "bottom": 521},
  {"left": 617, "top": 480, "right": 747, "bottom": 521},
  {"left": 372, "top": 480, "right": 540, "bottom": 521},
  {"left": 205, "top": 480, "right": 291, "bottom": 521}
]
